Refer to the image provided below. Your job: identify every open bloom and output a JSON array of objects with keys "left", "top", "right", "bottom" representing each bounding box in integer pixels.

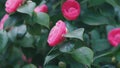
[
  {"left": 61, "top": 0, "right": 80, "bottom": 20},
  {"left": 5, "top": 0, "right": 23, "bottom": 13},
  {"left": 0, "top": 14, "right": 9, "bottom": 30},
  {"left": 47, "top": 20, "right": 67, "bottom": 46},
  {"left": 108, "top": 28, "right": 120, "bottom": 47},
  {"left": 34, "top": 4, "right": 48, "bottom": 13}
]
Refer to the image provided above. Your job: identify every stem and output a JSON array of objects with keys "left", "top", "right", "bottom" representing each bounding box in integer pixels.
[
  {"left": 93, "top": 52, "right": 112, "bottom": 61},
  {"left": 46, "top": 47, "right": 56, "bottom": 56}
]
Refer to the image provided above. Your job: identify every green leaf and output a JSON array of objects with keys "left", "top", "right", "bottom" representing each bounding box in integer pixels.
[
  {"left": 4, "top": 15, "right": 17, "bottom": 29},
  {"left": 106, "top": 25, "right": 115, "bottom": 34},
  {"left": 7, "top": 46, "right": 22, "bottom": 63},
  {"left": 99, "top": 4, "right": 114, "bottom": 17},
  {"left": 27, "top": 24, "right": 41, "bottom": 35},
  {"left": 59, "top": 43, "right": 74, "bottom": 53},
  {"left": 8, "top": 27, "right": 17, "bottom": 42},
  {"left": 71, "top": 47, "right": 94, "bottom": 66},
  {"left": 64, "top": 28, "right": 84, "bottom": 40},
  {"left": 94, "top": 56, "right": 112, "bottom": 65},
  {"left": 36, "top": 29, "right": 48, "bottom": 53},
  {"left": 16, "top": 25, "right": 27, "bottom": 39},
  {"left": 70, "top": 61, "right": 85, "bottom": 68},
  {"left": 91, "top": 39, "right": 110, "bottom": 51},
  {"left": 0, "top": 30, "right": 8, "bottom": 53},
  {"left": 39, "top": 0, "right": 46, "bottom": 6},
  {"left": 17, "top": 1, "right": 36, "bottom": 16},
  {"left": 8, "top": 25, "right": 27, "bottom": 42},
  {"left": 89, "top": 0, "right": 105, "bottom": 6},
  {"left": 65, "top": 21, "right": 76, "bottom": 32},
  {"left": 115, "top": 51, "right": 120, "bottom": 62},
  {"left": 106, "top": 0, "right": 120, "bottom": 23},
  {"left": 82, "top": 15, "right": 109, "bottom": 25},
  {"left": 16, "top": 33, "right": 34, "bottom": 47},
  {"left": 22, "top": 64, "right": 37, "bottom": 68},
  {"left": 106, "top": 0, "right": 119, "bottom": 7},
  {"left": 44, "top": 65, "right": 58, "bottom": 68},
  {"left": 14, "top": 64, "right": 20, "bottom": 68},
  {"left": 90, "top": 30, "right": 100, "bottom": 40},
  {"left": 44, "top": 53, "right": 60, "bottom": 65},
  {"left": 33, "top": 12, "right": 50, "bottom": 28}
]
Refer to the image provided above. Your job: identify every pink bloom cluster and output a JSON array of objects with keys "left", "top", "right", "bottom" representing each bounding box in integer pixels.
[
  {"left": 0, "top": 14, "right": 9, "bottom": 30},
  {"left": 5, "top": 0, "right": 23, "bottom": 13},
  {"left": 4, "top": 0, "right": 81, "bottom": 47},
  {"left": 108, "top": 28, "right": 120, "bottom": 47},
  {"left": 61, "top": 0, "right": 80, "bottom": 20},
  {"left": 47, "top": 0, "right": 81, "bottom": 46},
  {"left": 47, "top": 20, "right": 67, "bottom": 46},
  {"left": 34, "top": 4, "right": 48, "bottom": 13}
]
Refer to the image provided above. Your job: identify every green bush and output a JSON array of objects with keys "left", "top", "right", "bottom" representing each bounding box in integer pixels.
[{"left": 0, "top": 0, "right": 120, "bottom": 68}]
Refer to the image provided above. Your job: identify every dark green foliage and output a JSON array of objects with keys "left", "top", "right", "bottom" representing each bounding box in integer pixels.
[{"left": 0, "top": 0, "right": 120, "bottom": 68}]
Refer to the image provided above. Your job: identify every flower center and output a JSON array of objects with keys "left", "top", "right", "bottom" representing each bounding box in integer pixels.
[{"left": 68, "top": 7, "right": 77, "bottom": 13}]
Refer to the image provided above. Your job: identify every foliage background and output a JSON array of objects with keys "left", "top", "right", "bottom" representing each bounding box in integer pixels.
[{"left": 0, "top": 0, "right": 120, "bottom": 68}]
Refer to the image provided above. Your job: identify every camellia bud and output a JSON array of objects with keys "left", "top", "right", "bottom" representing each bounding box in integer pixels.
[
  {"left": 58, "top": 61, "right": 66, "bottom": 68},
  {"left": 5, "top": 0, "right": 23, "bottom": 13},
  {"left": 61, "top": 0, "right": 80, "bottom": 20},
  {"left": 47, "top": 20, "right": 67, "bottom": 46},
  {"left": 0, "top": 14, "right": 9, "bottom": 30},
  {"left": 34, "top": 4, "right": 48, "bottom": 13},
  {"left": 108, "top": 28, "right": 120, "bottom": 47}
]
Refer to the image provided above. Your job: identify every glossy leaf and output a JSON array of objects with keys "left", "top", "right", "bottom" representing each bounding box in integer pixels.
[
  {"left": 64, "top": 28, "right": 84, "bottom": 40},
  {"left": 71, "top": 47, "right": 94, "bottom": 66},
  {"left": 70, "top": 61, "right": 85, "bottom": 68},
  {"left": 44, "top": 53, "right": 60, "bottom": 65},
  {"left": 89, "top": 0, "right": 105, "bottom": 6},
  {"left": 17, "top": 1, "right": 36, "bottom": 16},
  {"left": 16, "top": 25, "right": 27, "bottom": 39},
  {"left": 4, "top": 15, "right": 18, "bottom": 29},
  {"left": 8, "top": 25, "right": 26, "bottom": 41},
  {"left": 106, "top": 25, "right": 115, "bottom": 34},
  {"left": 22, "top": 64, "right": 37, "bottom": 68},
  {"left": 0, "top": 30, "right": 8, "bottom": 53},
  {"left": 33, "top": 12, "right": 50, "bottom": 28},
  {"left": 82, "top": 15, "right": 109, "bottom": 25},
  {"left": 44, "top": 65, "right": 58, "bottom": 68},
  {"left": 27, "top": 24, "right": 41, "bottom": 35},
  {"left": 16, "top": 33, "right": 34, "bottom": 47},
  {"left": 91, "top": 39, "right": 110, "bottom": 51},
  {"left": 7, "top": 46, "right": 22, "bottom": 63},
  {"left": 90, "top": 30, "right": 100, "bottom": 40},
  {"left": 59, "top": 43, "right": 74, "bottom": 53},
  {"left": 106, "top": 0, "right": 118, "bottom": 7},
  {"left": 8, "top": 27, "right": 17, "bottom": 42}
]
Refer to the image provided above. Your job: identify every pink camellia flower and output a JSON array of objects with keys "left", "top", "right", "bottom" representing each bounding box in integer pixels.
[
  {"left": 0, "top": 14, "right": 9, "bottom": 30},
  {"left": 5, "top": 0, "right": 23, "bottom": 13},
  {"left": 34, "top": 4, "right": 48, "bottom": 13},
  {"left": 61, "top": 0, "right": 80, "bottom": 20},
  {"left": 47, "top": 20, "right": 67, "bottom": 46},
  {"left": 108, "top": 28, "right": 120, "bottom": 47}
]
